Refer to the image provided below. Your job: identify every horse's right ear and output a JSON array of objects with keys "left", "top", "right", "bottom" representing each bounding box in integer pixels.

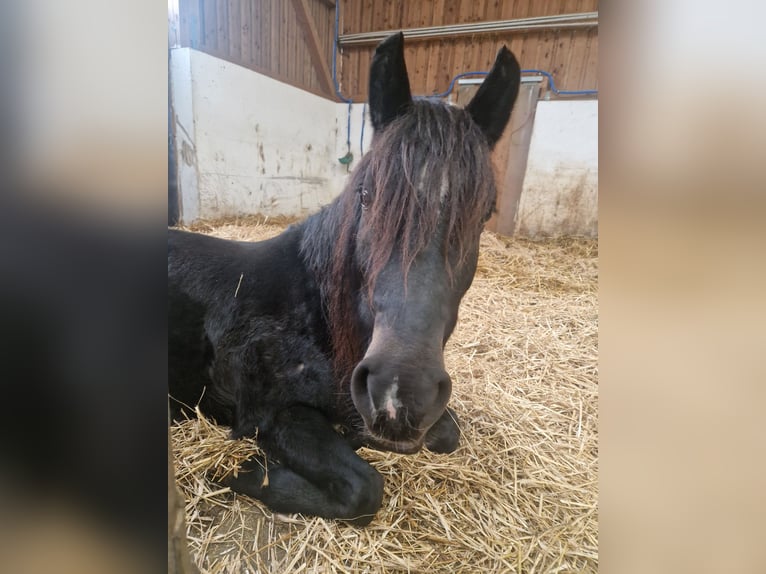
[
  {"left": 368, "top": 32, "right": 412, "bottom": 133},
  {"left": 466, "top": 46, "right": 521, "bottom": 149}
]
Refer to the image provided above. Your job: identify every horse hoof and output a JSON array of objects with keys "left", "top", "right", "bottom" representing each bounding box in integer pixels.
[{"left": 425, "top": 408, "right": 461, "bottom": 453}]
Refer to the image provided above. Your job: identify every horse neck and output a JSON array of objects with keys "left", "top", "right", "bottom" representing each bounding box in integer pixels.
[{"left": 299, "top": 193, "right": 367, "bottom": 384}]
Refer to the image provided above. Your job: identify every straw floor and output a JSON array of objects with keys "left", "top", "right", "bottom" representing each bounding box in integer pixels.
[{"left": 171, "top": 216, "right": 598, "bottom": 573}]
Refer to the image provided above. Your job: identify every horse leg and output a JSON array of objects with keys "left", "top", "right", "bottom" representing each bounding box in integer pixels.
[
  {"left": 425, "top": 407, "right": 461, "bottom": 453},
  {"left": 223, "top": 406, "right": 384, "bottom": 526}
]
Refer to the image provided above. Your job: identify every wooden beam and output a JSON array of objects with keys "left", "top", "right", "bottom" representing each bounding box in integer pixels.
[
  {"left": 291, "top": 0, "right": 335, "bottom": 96},
  {"left": 318, "top": 0, "right": 336, "bottom": 7},
  {"left": 339, "top": 13, "right": 599, "bottom": 46}
]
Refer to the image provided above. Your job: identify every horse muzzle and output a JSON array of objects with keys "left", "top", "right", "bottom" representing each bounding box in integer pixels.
[{"left": 350, "top": 352, "right": 452, "bottom": 449}]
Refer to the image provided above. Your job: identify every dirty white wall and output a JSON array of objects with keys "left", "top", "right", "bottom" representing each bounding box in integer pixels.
[
  {"left": 171, "top": 48, "right": 367, "bottom": 223},
  {"left": 172, "top": 49, "right": 597, "bottom": 237},
  {"left": 514, "top": 100, "right": 598, "bottom": 237}
]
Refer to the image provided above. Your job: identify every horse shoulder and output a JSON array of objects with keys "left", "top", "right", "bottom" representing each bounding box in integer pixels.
[{"left": 168, "top": 226, "right": 338, "bottom": 434}]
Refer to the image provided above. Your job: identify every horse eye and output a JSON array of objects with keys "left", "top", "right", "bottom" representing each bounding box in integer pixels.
[{"left": 360, "top": 188, "right": 370, "bottom": 210}]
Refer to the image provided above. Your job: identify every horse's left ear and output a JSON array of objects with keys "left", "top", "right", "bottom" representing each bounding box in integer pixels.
[
  {"left": 368, "top": 32, "right": 413, "bottom": 132},
  {"left": 466, "top": 46, "right": 521, "bottom": 149}
]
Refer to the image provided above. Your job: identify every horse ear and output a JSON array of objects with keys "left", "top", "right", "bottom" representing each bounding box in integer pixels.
[
  {"left": 466, "top": 46, "right": 521, "bottom": 149},
  {"left": 368, "top": 32, "right": 412, "bottom": 132}
]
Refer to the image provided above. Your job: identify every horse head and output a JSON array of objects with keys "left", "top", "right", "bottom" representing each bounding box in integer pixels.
[{"left": 348, "top": 33, "right": 521, "bottom": 452}]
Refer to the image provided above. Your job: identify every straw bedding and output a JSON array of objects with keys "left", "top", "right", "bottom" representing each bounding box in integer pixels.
[{"left": 171, "top": 216, "right": 598, "bottom": 573}]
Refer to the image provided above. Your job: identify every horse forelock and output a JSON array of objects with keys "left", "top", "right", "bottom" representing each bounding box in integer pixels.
[
  {"left": 305, "top": 100, "right": 497, "bottom": 388},
  {"left": 362, "top": 100, "right": 497, "bottom": 290}
]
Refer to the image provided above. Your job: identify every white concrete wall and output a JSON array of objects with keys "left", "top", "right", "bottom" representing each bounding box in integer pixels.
[
  {"left": 170, "top": 48, "right": 372, "bottom": 222},
  {"left": 515, "top": 100, "right": 598, "bottom": 237},
  {"left": 171, "top": 49, "right": 597, "bottom": 237}
]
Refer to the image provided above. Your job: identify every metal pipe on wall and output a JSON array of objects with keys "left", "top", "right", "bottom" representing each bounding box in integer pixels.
[{"left": 338, "top": 12, "right": 598, "bottom": 46}]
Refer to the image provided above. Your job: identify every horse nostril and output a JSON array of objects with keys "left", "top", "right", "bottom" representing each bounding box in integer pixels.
[
  {"left": 436, "top": 373, "right": 453, "bottom": 406},
  {"left": 351, "top": 364, "right": 370, "bottom": 396}
]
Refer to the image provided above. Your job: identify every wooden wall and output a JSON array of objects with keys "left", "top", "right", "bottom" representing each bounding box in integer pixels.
[
  {"left": 177, "top": 0, "right": 337, "bottom": 99},
  {"left": 174, "top": 1, "right": 598, "bottom": 103},
  {"left": 338, "top": 0, "right": 598, "bottom": 102}
]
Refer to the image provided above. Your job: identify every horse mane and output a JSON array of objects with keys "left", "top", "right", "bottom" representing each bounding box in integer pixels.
[{"left": 301, "top": 100, "right": 497, "bottom": 387}]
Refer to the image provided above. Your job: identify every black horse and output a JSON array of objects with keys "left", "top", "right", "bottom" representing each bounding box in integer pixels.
[{"left": 169, "top": 33, "right": 520, "bottom": 525}]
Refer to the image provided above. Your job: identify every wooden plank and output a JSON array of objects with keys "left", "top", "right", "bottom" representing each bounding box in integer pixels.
[
  {"left": 544, "top": 1, "right": 565, "bottom": 77},
  {"left": 582, "top": 0, "right": 598, "bottom": 11},
  {"left": 522, "top": 32, "right": 538, "bottom": 78},
  {"left": 485, "top": 0, "right": 502, "bottom": 21},
  {"left": 305, "top": 19, "right": 313, "bottom": 92},
  {"left": 552, "top": 0, "right": 581, "bottom": 89},
  {"left": 378, "top": 0, "right": 402, "bottom": 30},
  {"left": 203, "top": 0, "right": 217, "bottom": 52},
  {"left": 216, "top": 0, "right": 228, "bottom": 57},
  {"left": 533, "top": 2, "right": 557, "bottom": 76},
  {"left": 325, "top": 3, "right": 336, "bottom": 64},
  {"left": 437, "top": 37, "right": 453, "bottom": 97},
  {"left": 581, "top": 28, "right": 598, "bottom": 90},
  {"left": 240, "top": 0, "right": 251, "bottom": 65},
  {"left": 291, "top": 2, "right": 298, "bottom": 82},
  {"left": 227, "top": 0, "right": 241, "bottom": 61},
  {"left": 441, "top": 6, "right": 471, "bottom": 98},
  {"left": 424, "top": 2, "right": 441, "bottom": 95},
  {"left": 550, "top": 0, "right": 579, "bottom": 87},
  {"left": 252, "top": 0, "right": 261, "bottom": 67},
  {"left": 357, "top": 0, "right": 375, "bottom": 98},
  {"left": 349, "top": 0, "right": 364, "bottom": 97},
  {"left": 294, "top": 4, "right": 302, "bottom": 84},
  {"left": 449, "top": 1, "right": 473, "bottom": 79},
  {"left": 515, "top": 0, "right": 532, "bottom": 19},
  {"left": 539, "top": 30, "right": 554, "bottom": 81},
  {"left": 377, "top": 0, "right": 390, "bottom": 30},
  {"left": 410, "top": 2, "right": 429, "bottom": 94},
  {"left": 480, "top": 35, "right": 496, "bottom": 73},
  {"left": 361, "top": 0, "right": 374, "bottom": 34},
  {"left": 508, "top": 34, "right": 525, "bottom": 69},
  {"left": 308, "top": 0, "right": 322, "bottom": 91},
  {"left": 270, "top": 0, "right": 279, "bottom": 72},
  {"left": 291, "top": 0, "right": 335, "bottom": 95},
  {"left": 443, "top": 0, "right": 458, "bottom": 25},
  {"left": 530, "top": 0, "right": 548, "bottom": 17},
  {"left": 424, "top": 0, "right": 446, "bottom": 93},
  {"left": 553, "top": 28, "right": 573, "bottom": 89},
  {"left": 389, "top": 0, "right": 405, "bottom": 30},
  {"left": 260, "top": 0, "right": 270, "bottom": 70},
  {"left": 467, "top": 35, "right": 482, "bottom": 77},
  {"left": 469, "top": 0, "right": 486, "bottom": 23},
  {"left": 284, "top": 0, "right": 291, "bottom": 77},
  {"left": 365, "top": 0, "right": 378, "bottom": 31},
  {"left": 498, "top": 0, "right": 513, "bottom": 21},
  {"left": 564, "top": 28, "right": 588, "bottom": 92},
  {"left": 304, "top": 2, "right": 316, "bottom": 88},
  {"left": 281, "top": 0, "right": 288, "bottom": 77}
]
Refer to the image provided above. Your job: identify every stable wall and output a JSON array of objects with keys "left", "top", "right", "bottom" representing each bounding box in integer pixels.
[
  {"left": 515, "top": 101, "right": 598, "bottom": 237},
  {"left": 172, "top": 48, "right": 597, "bottom": 237},
  {"left": 171, "top": 48, "right": 361, "bottom": 222}
]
